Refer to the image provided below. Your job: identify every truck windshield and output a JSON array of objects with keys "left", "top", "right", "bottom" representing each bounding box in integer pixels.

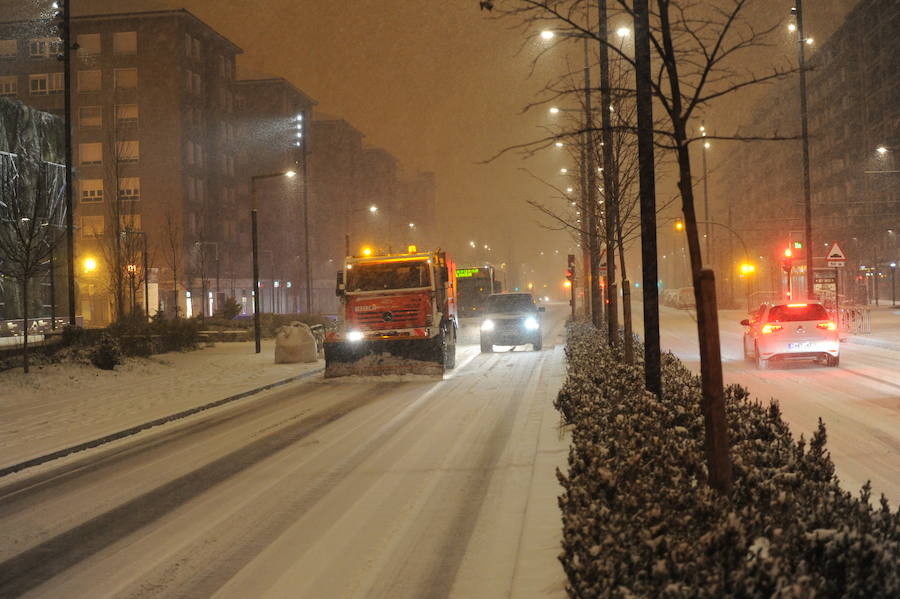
[{"left": 346, "top": 260, "right": 431, "bottom": 292}]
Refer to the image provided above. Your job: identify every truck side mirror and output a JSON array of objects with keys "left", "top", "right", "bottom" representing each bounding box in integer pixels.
[
  {"left": 441, "top": 266, "right": 449, "bottom": 283},
  {"left": 336, "top": 271, "right": 345, "bottom": 296},
  {"left": 740, "top": 319, "right": 750, "bottom": 326}
]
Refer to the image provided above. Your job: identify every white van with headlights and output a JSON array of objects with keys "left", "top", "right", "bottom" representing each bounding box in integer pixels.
[{"left": 479, "top": 293, "right": 544, "bottom": 352}]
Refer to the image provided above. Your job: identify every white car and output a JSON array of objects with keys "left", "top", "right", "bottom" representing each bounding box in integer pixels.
[{"left": 741, "top": 302, "right": 839, "bottom": 369}]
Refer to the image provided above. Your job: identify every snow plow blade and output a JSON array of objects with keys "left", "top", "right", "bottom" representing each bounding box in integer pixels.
[{"left": 324, "top": 338, "right": 445, "bottom": 378}]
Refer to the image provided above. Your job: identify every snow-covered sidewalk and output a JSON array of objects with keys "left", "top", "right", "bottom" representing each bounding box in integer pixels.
[{"left": 0, "top": 340, "right": 324, "bottom": 472}]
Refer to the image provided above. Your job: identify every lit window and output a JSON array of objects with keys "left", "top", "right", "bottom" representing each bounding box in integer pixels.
[
  {"left": 120, "top": 214, "right": 141, "bottom": 231},
  {"left": 0, "top": 75, "right": 16, "bottom": 97},
  {"left": 116, "top": 104, "right": 138, "bottom": 127},
  {"left": 116, "top": 140, "right": 139, "bottom": 163},
  {"left": 79, "top": 106, "right": 102, "bottom": 129},
  {"left": 29, "top": 38, "right": 61, "bottom": 59},
  {"left": 49, "top": 72, "right": 64, "bottom": 94},
  {"left": 119, "top": 177, "right": 140, "bottom": 201},
  {"left": 79, "top": 143, "right": 103, "bottom": 166},
  {"left": 78, "top": 70, "right": 101, "bottom": 92},
  {"left": 77, "top": 33, "right": 100, "bottom": 56},
  {"left": 29, "top": 74, "right": 48, "bottom": 95},
  {"left": 80, "top": 215, "right": 104, "bottom": 237},
  {"left": 80, "top": 179, "right": 103, "bottom": 202},
  {"left": 114, "top": 68, "right": 137, "bottom": 89},
  {"left": 0, "top": 39, "right": 17, "bottom": 60},
  {"left": 113, "top": 31, "right": 137, "bottom": 55}
]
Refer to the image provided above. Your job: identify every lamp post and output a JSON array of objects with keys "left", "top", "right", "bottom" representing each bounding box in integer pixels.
[
  {"left": 891, "top": 262, "right": 897, "bottom": 307},
  {"left": 699, "top": 125, "right": 712, "bottom": 262},
  {"left": 345, "top": 204, "right": 378, "bottom": 257},
  {"left": 791, "top": 0, "right": 815, "bottom": 300},
  {"left": 251, "top": 170, "right": 295, "bottom": 353}
]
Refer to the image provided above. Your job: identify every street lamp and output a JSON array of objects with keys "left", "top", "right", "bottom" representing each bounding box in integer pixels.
[
  {"left": 251, "top": 170, "right": 296, "bottom": 354},
  {"left": 345, "top": 204, "right": 379, "bottom": 257},
  {"left": 791, "top": 0, "right": 815, "bottom": 300},
  {"left": 891, "top": 262, "right": 897, "bottom": 307}
]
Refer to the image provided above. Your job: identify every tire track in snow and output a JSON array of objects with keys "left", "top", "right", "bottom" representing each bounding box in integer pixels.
[{"left": 0, "top": 382, "right": 399, "bottom": 598}]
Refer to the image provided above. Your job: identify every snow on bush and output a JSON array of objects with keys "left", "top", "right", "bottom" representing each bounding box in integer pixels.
[{"left": 555, "top": 322, "right": 899, "bottom": 598}]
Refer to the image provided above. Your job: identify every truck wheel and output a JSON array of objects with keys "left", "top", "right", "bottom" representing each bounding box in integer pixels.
[{"left": 480, "top": 337, "right": 493, "bottom": 353}]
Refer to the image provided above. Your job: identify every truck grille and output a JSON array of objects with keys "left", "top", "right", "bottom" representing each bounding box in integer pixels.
[{"left": 354, "top": 305, "right": 424, "bottom": 330}]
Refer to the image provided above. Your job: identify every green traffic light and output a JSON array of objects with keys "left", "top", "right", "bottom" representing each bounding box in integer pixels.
[{"left": 793, "top": 241, "right": 802, "bottom": 249}]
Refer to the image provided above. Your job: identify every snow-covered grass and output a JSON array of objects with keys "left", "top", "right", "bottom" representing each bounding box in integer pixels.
[{"left": 555, "top": 322, "right": 900, "bottom": 598}]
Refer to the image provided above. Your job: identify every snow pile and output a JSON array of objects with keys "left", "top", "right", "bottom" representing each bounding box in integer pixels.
[{"left": 555, "top": 322, "right": 900, "bottom": 598}]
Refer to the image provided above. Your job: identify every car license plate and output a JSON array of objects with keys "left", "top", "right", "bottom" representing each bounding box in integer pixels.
[{"left": 788, "top": 342, "right": 811, "bottom": 350}]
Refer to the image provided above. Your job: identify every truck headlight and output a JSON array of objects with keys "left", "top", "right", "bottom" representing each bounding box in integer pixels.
[
  {"left": 481, "top": 319, "right": 495, "bottom": 331},
  {"left": 524, "top": 317, "right": 539, "bottom": 330},
  {"left": 347, "top": 330, "right": 364, "bottom": 342}
]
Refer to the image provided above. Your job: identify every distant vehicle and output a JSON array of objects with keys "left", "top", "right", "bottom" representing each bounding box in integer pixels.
[
  {"left": 456, "top": 266, "right": 496, "bottom": 316},
  {"left": 325, "top": 247, "right": 457, "bottom": 377},
  {"left": 741, "top": 302, "right": 839, "bottom": 369},
  {"left": 675, "top": 287, "right": 695, "bottom": 309},
  {"left": 479, "top": 292, "right": 544, "bottom": 352}
]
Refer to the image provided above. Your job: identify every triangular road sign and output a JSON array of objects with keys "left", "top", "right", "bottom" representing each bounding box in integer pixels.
[{"left": 827, "top": 242, "right": 846, "bottom": 261}]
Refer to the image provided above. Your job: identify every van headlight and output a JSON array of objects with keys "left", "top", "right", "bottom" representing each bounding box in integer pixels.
[
  {"left": 347, "top": 330, "right": 364, "bottom": 342},
  {"left": 481, "top": 319, "right": 495, "bottom": 331},
  {"left": 524, "top": 317, "right": 539, "bottom": 330}
]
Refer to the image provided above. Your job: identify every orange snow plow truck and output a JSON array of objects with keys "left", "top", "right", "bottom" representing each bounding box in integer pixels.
[{"left": 324, "top": 247, "right": 458, "bottom": 378}]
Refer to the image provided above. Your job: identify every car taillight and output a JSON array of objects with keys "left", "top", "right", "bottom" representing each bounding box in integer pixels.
[
  {"left": 761, "top": 324, "right": 782, "bottom": 334},
  {"left": 816, "top": 321, "right": 837, "bottom": 331}
]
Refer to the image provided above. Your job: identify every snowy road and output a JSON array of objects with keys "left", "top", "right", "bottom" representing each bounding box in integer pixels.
[
  {"left": 0, "top": 308, "right": 570, "bottom": 598},
  {"left": 651, "top": 305, "right": 900, "bottom": 507}
]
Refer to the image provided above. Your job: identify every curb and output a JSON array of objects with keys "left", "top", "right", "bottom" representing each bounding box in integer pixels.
[{"left": 0, "top": 365, "right": 325, "bottom": 479}]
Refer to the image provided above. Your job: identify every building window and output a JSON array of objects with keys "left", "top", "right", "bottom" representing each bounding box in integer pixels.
[
  {"left": 218, "top": 55, "right": 225, "bottom": 76},
  {"left": 114, "top": 68, "right": 137, "bottom": 89},
  {"left": 116, "top": 141, "right": 139, "bottom": 163},
  {"left": 49, "top": 72, "right": 64, "bottom": 94},
  {"left": 29, "top": 74, "right": 48, "bottom": 95},
  {"left": 185, "top": 34, "right": 192, "bottom": 58},
  {"left": 116, "top": 104, "right": 138, "bottom": 128},
  {"left": 0, "top": 39, "right": 17, "bottom": 60},
  {"left": 195, "top": 143, "right": 203, "bottom": 168},
  {"left": 120, "top": 214, "right": 141, "bottom": 231},
  {"left": 77, "top": 33, "right": 101, "bottom": 57},
  {"left": 78, "top": 70, "right": 101, "bottom": 92},
  {"left": 79, "top": 143, "right": 103, "bottom": 166},
  {"left": 192, "top": 72, "right": 201, "bottom": 96},
  {"left": 79, "top": 106, "right": 102, "bottom": 129},
  {"left": 80, "top": 179, "right": 103, "bottom": 202},
  {"left": 29, "top": 38, "right": 62, "bottom": 59},
  {"left": 0, "top": 75, "right": 16, "bottom": 97},
  {"left": 119, "top": 177, "right": 140, "bottom": 201},
  {"left": 113, "top": 31, "right": 137, "bottom": 55},
  {"left": 192, "top": 37, "right": 201, "bottom": 59},
  {"left": 80, "top": 215, "right": 104, "bottom": 237}
]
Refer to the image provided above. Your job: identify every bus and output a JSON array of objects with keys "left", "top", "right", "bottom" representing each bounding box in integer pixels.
[{"left": 456, "top": 266, "right": 496, "bottom": 316}]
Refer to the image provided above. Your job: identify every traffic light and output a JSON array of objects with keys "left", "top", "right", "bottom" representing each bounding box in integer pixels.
[
  {"left": 782, "top": 247, "right": 793, "bottom": 273},
  {"left": 566, "top": 253, "right": 576, "bottom": 282},
  {"left": 793, "top": 241, "right": 803, "bottom": 250}
]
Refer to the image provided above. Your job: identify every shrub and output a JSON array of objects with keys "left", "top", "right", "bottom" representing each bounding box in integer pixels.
[
  {"left": 556, "top": 322, "right": 900, "bottom": 598},
  {"left": 90, "top": 333, "right": 122, "bottom": 370},
  {"left": 214, "top": 296, "right": 242, "bottom": 320}
]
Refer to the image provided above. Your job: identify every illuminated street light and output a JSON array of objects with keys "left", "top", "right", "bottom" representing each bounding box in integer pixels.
[
  {"left": 740, "top": 263, "right": 756, "bottom": 275},
  {"left": 704, "top": 141, "right": 710, "bottom": 149},
  {"left": 560, "top": 168, "right": 568, "bottom": 174},
  {"left": 566, "top": 187, "right": 573, "bottom": 193},
  {"left": 616, "top": 27, "right": 630, "bottom": 38},
  {"left": 83, "top": 256, "right": 97, "bottom": 273},
  {"left": 540, "top": 30, "right": 555, "bottom": 40},
  {"left": 549, "top": 106, "right": 560, "bottom": 114},
  {"left": 408, "top": 222, "right": 415, "bottom": 228},
  {"left": 369, "top": 204, "right": 378, "bottom": 213},
  {"left": 555, "top": 141, "right": 564, "bottom": 147},
  {"left": 806, "top": 37, "right": 814, "bottom": 45},
  {"left": 788, "top": 23, "right": 796, "bottom": 32},
  {"left": 876, "top": 146, "right": 888, "bottom": 155},
  {"left": 675, "top": 220, "right": 684, "bottom": 231}
]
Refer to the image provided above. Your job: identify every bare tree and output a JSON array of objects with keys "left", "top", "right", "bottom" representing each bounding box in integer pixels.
[
  {"left": 0, "top": 152, "right": 66, "bottom": 373},
  {"left": 162, "top": 207, "right": 184, "bottom": 318}
]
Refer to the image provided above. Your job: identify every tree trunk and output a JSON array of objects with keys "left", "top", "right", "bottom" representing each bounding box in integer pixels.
[
  {"left": 617, "top": 227, "right": 634, "bottom": 364},
  {"left": 21, "top": 278, "right": 29, "bottom": 374},
  {"left": 598, "top": 0, "right": 619, "bottom": 345}
]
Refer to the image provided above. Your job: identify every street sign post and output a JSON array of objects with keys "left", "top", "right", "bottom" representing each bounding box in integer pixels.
[{"left": 826, "top": 242, "right": 846, "bottom": 268}]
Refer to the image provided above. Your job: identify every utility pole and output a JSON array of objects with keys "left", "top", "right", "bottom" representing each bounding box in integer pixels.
[
  {"left": 301, "top": 118, "right": 313, "bottom": 313},
  {"left": 598, "top": 0, "right": 618, "bottom": 344},
  {"left": 633, "top": 0, "right": 661, "bottom": 397},
  {"left": 794, "top": 0, "right": 814, "bottom": 300}
]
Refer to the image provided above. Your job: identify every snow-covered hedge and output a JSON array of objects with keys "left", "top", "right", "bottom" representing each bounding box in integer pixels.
[{"left": 555, "top": 322, "right": 899, "bottom": 598}]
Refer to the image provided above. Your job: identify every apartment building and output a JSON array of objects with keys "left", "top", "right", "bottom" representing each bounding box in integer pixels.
[{"left": 0, "top": 6, "right": 241, "bottom": 323}]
